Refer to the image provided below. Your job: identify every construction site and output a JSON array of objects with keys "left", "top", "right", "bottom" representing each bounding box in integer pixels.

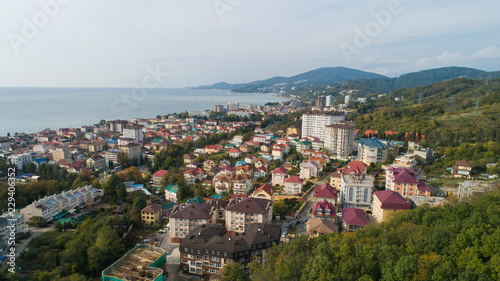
[{"left": 102, "top": 244, "right": 167, "bottom": 281}]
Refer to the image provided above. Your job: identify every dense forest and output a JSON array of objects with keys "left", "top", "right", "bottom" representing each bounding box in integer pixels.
[{"left": 246, "top": 184, "right": 500, "bottom": 281}]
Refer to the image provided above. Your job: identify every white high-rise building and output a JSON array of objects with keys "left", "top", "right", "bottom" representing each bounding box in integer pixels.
[
  {"left": 122, "top": 127, "right": 144, "bottom": 142},
  {"left": 325, "top": 96, "right": 334, "bottom": 107},
  {"left": 301, "top": 112, "right": 345, "bottom": 141},
  {"left": 345, "top": 95, "right": 351, "bottom": 105},
  {"left": 325, "top": 122, "right": 355, "bottom": 159},
  {"left": 227, "top": 102, "right": 239, "bottom": 111}
]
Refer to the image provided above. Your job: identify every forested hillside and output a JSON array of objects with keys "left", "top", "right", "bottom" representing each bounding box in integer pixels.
[
  {"left": 248, "top": 185, "right": 500, "bottom": 281},
  {"left": 350, "top": 78, "right": 500, "bottom": 147}
]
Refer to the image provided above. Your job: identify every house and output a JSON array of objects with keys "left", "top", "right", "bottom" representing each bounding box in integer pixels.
[
  {"left": 252, "top": 184, "right": 275, "bottom": 200},
  {"left": 254, "top": 158, "right": 270, "bottom": 169},
  {"left": 169, "top": 203, "right": 217, "bottom": 243},
  {"left": 165, "top": 183, "right": 180, "bottom": 202},
  {"left": 183, "top": 153, "right": 197, "bottom": 164},
  {"left": 372, "top": 190, "right": 411, "bottom": 223},
  {"left": 180, "top": 223, "right": 280, "bottom": 278},
  {"left": 306, "top": 218, "right": 337, "bottom": 237},
  {"left": 232, "top": 174, "right": 253, "bottom": 195},
  {"left": 452, "top": 160, "right": 473, "bottom": 178},
  {"left": 385, "top": 166, "right": 421, "bottom": 199},
  {"left": 300, "top": 162, "right": 318, "bottom": 180},
  {"left": 204, "top": 145, "right": 222, "bottom": 154},
  {"left": 271, "top": 167, "right": 288, "bottom": 186},
  {"left": 235, "top": 165, "right": 254, "bottom": 177},
  {"left": 284, "top": 175, "right": 303, "bottom": 194},
  {"left": 342, "top": 208, "right": 369, "bottom": 232},
  {"left": 184, "top": 168, "right": 204, "bottom": 185},
  {"left": 141, "top": 204, "right": 162, "bottom": 225},
  {"left": 203, "top": 160, "right": 217, "bottom": 173},
  {"left": 229, "top": 148, "right": 243, "bottom": 158},
  {"left": 340, "top": 174, "right": 374, "bottom": 209},
  {"left": 152, "top": 169, "right": 169, "bottom": 188},
  {"left": 314, "top": 183, "right": 337, "bottom": 205},
  {"left": 214, "top": 175, "right": 233, "bottom": 194},
  {"left": 312, "top": 199, "right": 336, "bottom": 220},
  {"left": 253, "top": 166, "right": 267, "bottom": 179},
  {"left": 225, "top": 197, "right": 273, "bottom": 233}
]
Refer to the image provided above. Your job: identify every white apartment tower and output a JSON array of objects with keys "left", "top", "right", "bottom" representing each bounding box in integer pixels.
[
  {"left": 301, "top": 112, "right": 345, "bottom": 141},
  {"left": 122, "top": 127, "right": 144, "bottom": 142},
  {"left": 325, "top": 96, "right": 334, "bottom": 107},
  {"left": 325, "top": 122, "right": 355, "bottom": 159},
  {"left": 227, "top": 102, "right": 239, "bottom": 111}
]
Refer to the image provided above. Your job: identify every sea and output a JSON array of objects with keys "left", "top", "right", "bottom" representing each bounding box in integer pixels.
[{"left": 0, "top": 87, "right": 288, "bottom": 136}]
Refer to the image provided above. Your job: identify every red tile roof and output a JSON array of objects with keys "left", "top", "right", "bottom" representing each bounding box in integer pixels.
[
  {"left": 314, "top": 183, "right": 337, "bottom": 199},
  {"left": 141, "top": 204, "right": 162, "bottom": 213},
  {"left": 285, "top": 175, "right": 303, "bottom": 184},
  {"left": 342, "top": 208, "right": 369, "bottom": 226},
  {"left": 272, "top": 167, "right": 288, "bottom": 174},
  {"left": 253, "top": 184, "right": 275, "bottom": 197},
  {"left": 393, "top": 170, "right": 418, "bottom": 184},
  {"left": 153, "top": 169, "right": 169, "bottom": 178},
  {"left": 374, "top": 190, "right": 410, "bottom": 210},
  {"left": 342, "top": 161, "right": 367, "bottom": 174},
  {"left": 312, "top": 199, "right": 336, "bottom": 218}
]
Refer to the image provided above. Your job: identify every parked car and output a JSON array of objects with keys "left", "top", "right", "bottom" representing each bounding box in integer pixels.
[{"left": 297, "top": 214, "right": 301, "bottom": 219}]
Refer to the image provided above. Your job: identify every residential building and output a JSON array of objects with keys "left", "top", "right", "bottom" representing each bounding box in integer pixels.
[
  {"left": 169, "top": 203, "right": 217, "bottom": 242},
  {"left": 122, "top": 127, "right": 144, "bottom": 142},
  {"left": 306, "top": 218, "right": 337, "bottom": 237},
  {"left": 86, "top": 155, "right": 106, "bottom": 171},
  {"left": 165, "top": 183, "right": 180, "bottom": 202},
  {"left": 180, "top": 223, "right": 280, "bottom": 278},
  {"left": 152, "top": 169, "right": 169, "bottom": 188},
  {"left": 330, "top": 172, "right": 342, "bottom": 191},
  {"left": 286, "top": 125, "right": 301, "bottom": 138},
  {"left": 8, "top": 152, "right": 33, "bottom": 170},
  {"left": 213, "top": 105, "right": 225, "bottom": 112},
  {"left": 340, "top": 174, "right": 374, "bottom": 209},
  {"left": 20, "top": 197, "right": 59, "bottom": 222},
  {"left": 324, "top": 121, "right": 355, "bottom": 159},
  {"left": 300, "top": 162, "right": 318, "bottom": 180},
  {"left": 88, "top": 141, "right": 104, "bottom": 152},
  {"left": 357, "top": 138, "right": 388, "bottom": 165},
  {"left": 312, "top": 199, "right": 336, "bottom": 220},
  {"left": 225, "top": 197, "right": 273, "bottom": 233},
  {"left": 342, "top": 208, "right": 369, "bottom": 232},
  {"left": 104, "top": 149, "right": 124, "bottom": 165},
  {"left": 385, "top": 166, "right": 423, "bottom": 198},
  {"left": 452, "top": 160, "right": 473, "bottom": 178},
  {"left": 183, "top": 153, "right": 197, "bottom": 164},
  {"left": 52, "top": 146, "right": 70, "bottom": 161},
  {"left": 372, "top": 190, "right": 410, "bottom": 223},
  {"left": 284, "top": 175, "right": 303, "bottom": 194},
  {"left": 271, "top": 167, "right": 288, "bottom": 186},
  {"left": 232, "top": 174, "right": 253, "bottom": 195},
  {"left": 301, "top": 111, "right": 345, "bottom": 141},
  {"left": 338, "top": 160, "right": 367, "bottom": 175},
  {"left": 392, "top": 154, "right": 418, "bottom": 169},
  {"left": 252, "top": 184, "right": 275, "bottom": 200},
  {"left": 184, "top": 168, "right": 204, "bottom": 185},
  {"left": 120, "top": 142, "right": 141, "bottom": 162},
  {"left": 141, "top": 204, "right": 162, "bottom": 225},
  {"left": 227, "top": 102, "right": 239, "bottom": 111},
  {"left": 314, "top": 183, "right": 337, "bottom": 205}
]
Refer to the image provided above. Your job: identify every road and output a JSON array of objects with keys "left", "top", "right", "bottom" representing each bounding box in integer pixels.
[
  {"left": 156, "top": 229, "right": 191, "bottom": 281},
  {"left": 15, "top": 226, "right": 52, "bottom": 256}
]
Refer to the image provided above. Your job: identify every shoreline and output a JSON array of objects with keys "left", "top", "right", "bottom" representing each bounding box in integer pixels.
[{"left": 1, "top": 88, "right": 289, "bottom": 137}]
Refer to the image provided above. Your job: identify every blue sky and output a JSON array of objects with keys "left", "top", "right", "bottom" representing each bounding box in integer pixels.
[{"left": 1, "top": 0, "right": 499, "bottom": 88}]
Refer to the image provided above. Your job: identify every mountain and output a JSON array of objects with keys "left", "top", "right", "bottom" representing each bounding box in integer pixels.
[
  {"left": 194, "top": 67, "right": 388, "bottom": 93},
  {"left": 195, "top": 66, "right": 500, "bottom": 94}
]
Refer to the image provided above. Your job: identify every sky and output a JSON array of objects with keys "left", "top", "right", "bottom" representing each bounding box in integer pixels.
[{"left": 1, "top": 0, "right": 499, "bottom": 88}]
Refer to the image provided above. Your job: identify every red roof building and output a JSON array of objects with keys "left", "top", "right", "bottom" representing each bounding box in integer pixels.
[
  {"left": 373, "top": 190, "right": 410, "bottom": 222},
  {"left": 342, "top": 208, "right": 369, "bottom": 232},
  {"left": 314, "top": 183, "right": 337, "bottom": 204},
  {"left": 312, "top": 199, "right": 336, "bottom": 219},
  {"left": 339, "top": 160, "right": 367, "bottom": 175}
]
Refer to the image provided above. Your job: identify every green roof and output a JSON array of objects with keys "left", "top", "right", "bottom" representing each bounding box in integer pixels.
[
  {"left": 299, "top": 140, "right": 312, "bottom": 145},
  {"left": 186, "top": 197, "right": 205, "bottom": 204},
  {"left": 152, "top": 138, "right": 163, "bottom": 144},
  {"left": 165, "top": 183, "right": 179, "bottom": 193}
]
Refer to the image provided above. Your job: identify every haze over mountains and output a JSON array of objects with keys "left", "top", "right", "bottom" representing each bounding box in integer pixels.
[{"left": 195, "top": 66, "right": 500, "bottom": 94}]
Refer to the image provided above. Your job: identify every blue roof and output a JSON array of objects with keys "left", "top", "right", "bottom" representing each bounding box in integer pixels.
[
  {"left": 33, "top": 158, "right": 47, "bottom": 163},
  {"left": 106, "top": 140, "right": 118, "bottom": 143},
  {"left": 211, "top": 195, "right": 222, "bottom": 199},
  {"left": 131, "top": 184, "right": 144, "bottom": 188},
  {"left": 359, "top": 138, "right": 388, "bottom": 148}
]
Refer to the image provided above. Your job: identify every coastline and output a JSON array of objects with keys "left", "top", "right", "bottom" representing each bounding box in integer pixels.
[{"left": 0, "top": 88, "right": 288, "bottom": 137}]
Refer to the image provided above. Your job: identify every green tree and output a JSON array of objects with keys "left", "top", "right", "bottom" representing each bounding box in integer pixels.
[{"left": 221, "top": 263, "right": 250, "bottom": 281}]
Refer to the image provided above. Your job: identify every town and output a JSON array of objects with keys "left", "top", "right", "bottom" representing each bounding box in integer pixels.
[{"left": 0, "top": 97, "right": 498, "bottom": 281}]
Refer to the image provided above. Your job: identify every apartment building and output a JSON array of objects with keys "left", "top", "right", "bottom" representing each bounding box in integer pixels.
[
  {"left": 169, "top": 203, "right": 217, "bottom": 243},
  {"left": 324, "top": 121, "right": 355, "bottom": 159},
  {"left": 301, "top": 111, "right": 345, "bottom": 141},
  {"left": 141, "top": 204, "right": 162, "bottom": 225},
  {"left": 180, "top": 223, "right": 280, "bottom": 278},
  {"left": 225, "top": 197, "right": 273, "bottom": 233},
  {"left": 372, "top": 190, "right": 410, "bottom": 223},
  {"left": 357, "top": 138, "right": 388, "bottom": 165},
  {"left": 340, "top": 173, "right": 374, "bottom": 209}
]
